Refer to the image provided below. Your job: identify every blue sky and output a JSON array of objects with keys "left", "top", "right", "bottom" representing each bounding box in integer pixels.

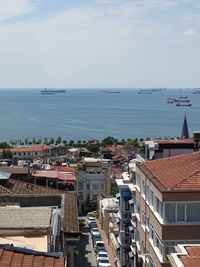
[{"left": 0, "top": 0, "right": 199, "bottom": 88}]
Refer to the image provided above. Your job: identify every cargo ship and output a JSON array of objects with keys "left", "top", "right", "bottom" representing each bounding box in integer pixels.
[{"left": 41, "top": 88, "right": 66, "bottom": 94}]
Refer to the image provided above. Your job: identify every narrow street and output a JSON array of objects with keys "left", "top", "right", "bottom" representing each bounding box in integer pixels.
[{"left": 75, "top": 217, "right": 97, "bottom": 267}]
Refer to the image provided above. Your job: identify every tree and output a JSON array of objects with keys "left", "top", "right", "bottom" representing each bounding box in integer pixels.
[
  {"left": 49, "top": 137, "right": 55, "bottom": 145},
  {"left": 63, "top": 140, "right": 68, "bottom": 146},
  {"left": 56, "top": 136, "right": 62, "bottom": 145},
  {"left": 44, "top": 137, "right": 49, "bottom": 145},
  {"left": 32, "top": 137, "right": 36, "bottom": 144},
  {"left": 2, "top": 149, "right": 12, "bottom": 159},
  {"left": 0, "top": 142, "right": 12, "bottom": 149},
  {"left": 69, "top": 140, "right": 75, "bottom": 146},
  {"left": 101, "top": 136, "right": 118, "bottom": 147},
  {"left": 25, "top": 138, "right": 28, "bottom": 145},
  {"left": 86, "top": 143, "right": 100, "bottom": 153}
]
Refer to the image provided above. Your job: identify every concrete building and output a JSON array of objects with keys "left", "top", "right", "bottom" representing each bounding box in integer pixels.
[
  {"left": 134, "top": 151, "right": 200, "bottom": 267},
  {"left": 0, "top": 206, "right": 60, "bottom": 252},
  {"left": 76, "top": 157, "right": 111, "bottom": 214},
  {"left": 144, "top": 138, "right": 194, "bottom": 160},
  {"left": 115, "top": 172, "right": 136, "bottom": 267},
  {"left": 0, "top": 178, "right": 79, "bottom": 267}
]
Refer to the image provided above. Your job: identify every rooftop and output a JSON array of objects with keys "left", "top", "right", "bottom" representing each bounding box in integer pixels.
[
  {"left": 0, "top": 145, "right": 52, "bottom": 153},
  {"left": 147, "top": 138, "right": 193, "bottom": 144},
  {"left": 138, "top": 151, "right": 200, "bottom": 192},
  {"left": 0, "top": 244, "right": 64, "bottom": 267},
  {"left": 168, "top": 244, "right": 200, "bottom": 267},
  {"left": 0, "top": 179, "right": 79, "bottom": 233},
  {"left": 32, "top": 170, "right": 76, "bottom": 182},
  {"left": 0, "top": 206, "right": 51, "bottom": 228}
]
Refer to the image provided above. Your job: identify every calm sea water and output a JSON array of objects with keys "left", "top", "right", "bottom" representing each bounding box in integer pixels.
[{"left": 0, "top": 89, "right": 199, "bottom": 142}]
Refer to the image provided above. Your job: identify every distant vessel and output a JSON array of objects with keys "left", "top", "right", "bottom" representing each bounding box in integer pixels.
[
  {"left": 41, "top": 88, "right": 66, "bottom": 94},
  {"left": 192, "top": 89, "right": 200, "bottom": 94},
  {"left": 99, "top": 90, "right": 120, "bottom": 93},
  {"left": 176, "top": 103, "right": 192, "bottom": 107}
]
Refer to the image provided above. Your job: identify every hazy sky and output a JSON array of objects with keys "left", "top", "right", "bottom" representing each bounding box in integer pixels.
[{"left": 0, "top": 0, "right": 199, "bottom": 88}]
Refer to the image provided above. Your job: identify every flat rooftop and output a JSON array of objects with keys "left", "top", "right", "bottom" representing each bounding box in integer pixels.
[{"left": 0, "top": 206, "right": 52, "bottom": 228}]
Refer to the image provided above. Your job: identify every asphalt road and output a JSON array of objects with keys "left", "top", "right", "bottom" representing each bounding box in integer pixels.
[{"left": 74, "top": 218, "right": 97, "bottom": 267}]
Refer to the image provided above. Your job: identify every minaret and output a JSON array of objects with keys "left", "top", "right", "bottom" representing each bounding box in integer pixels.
[{"left": 181, "top": 113, "right": 189, "bottom": 138}]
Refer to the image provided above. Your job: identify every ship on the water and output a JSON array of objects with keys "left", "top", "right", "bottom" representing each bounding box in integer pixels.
[
  {"left": 176, "top": 103, "right": 192, "bottom": 107},
  {"left": 41, "top": 88, "right": 66, "bottom": 94}
]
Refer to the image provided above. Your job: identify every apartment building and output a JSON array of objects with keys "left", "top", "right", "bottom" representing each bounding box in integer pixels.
[
  {"left": 144, "top": 138, "right": 194, "bottom": 160},
  {"left": 116, "top": 172, "right": 135, "bottom": 267},
  {"left": 134, "top": 151, "right": 200, "bottom": 267}
]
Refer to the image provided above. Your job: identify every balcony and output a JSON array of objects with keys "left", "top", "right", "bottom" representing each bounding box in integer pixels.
[{"left": 122, "top": 212, "right": 131, "bottom": 219}]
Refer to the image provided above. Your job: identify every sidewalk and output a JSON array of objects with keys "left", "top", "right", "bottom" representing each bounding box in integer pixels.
[{"left": 96, "top": 220, "right": 117, "bottom": 267}]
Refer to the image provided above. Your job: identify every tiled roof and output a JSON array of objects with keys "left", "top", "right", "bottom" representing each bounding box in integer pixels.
[
  {"left": 0, "top": 145, "right": 52, "bottom": 153},
  {"left": 180, "top": 246, "right": 200, "bottom": 267},
  {"left": 152, "top": 138, "right": 193, "bottom": 144},
  {"left": 52, "top": 165, "right": 76, "bottom": 174},
  {"left": 139, "top": 151, "right": 200, "bottom": 192},
  {"left": 0, "top": 185, "right": 12, "bottom": 195},
  {"left": 0, "top": 246, "right": 64, "bottom": 267},
  {"left": 32, "top": 170, "right": 76, "bottom": 182},
  {"left": 0, "top": 180, "right": 79, "bottom": 233}
]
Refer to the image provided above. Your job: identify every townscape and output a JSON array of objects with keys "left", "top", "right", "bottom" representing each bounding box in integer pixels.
[{"left": 0, "top": 115, "right": 200, "bottom": 267}]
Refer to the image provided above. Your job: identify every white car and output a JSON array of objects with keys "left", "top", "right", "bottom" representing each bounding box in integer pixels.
[
  {"left": 87, "top": 216, "right": 95, "bottom": 225},
  {"left": 97, "top": 259, "right": 111, "bottom": 267},
  {"left": 91, "top": 228, "right": 99, "bottom": 234},
  {"left": 96, "top": 251, "right": 109, "bottom": 262},
  {"left": 91, "top": 230, "right": 100, "bottom": 236}
]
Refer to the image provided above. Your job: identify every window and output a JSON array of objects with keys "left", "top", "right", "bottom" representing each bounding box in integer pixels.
[
  {"left": 177, "top": 204, "right": 185, "bottom": 222},
  {"left": 92, "top": 184, "right": 99, "bottom": 190},
  {"left": 78, "top": 182, "right": 83, "bottom": 190},
  {"left": 142, "top": 212, "right": 146, "bottom": 227},
  {"left": 78, "top": 192, "right": 83, "bottom": 200},
  {"left": 165, "top": 203, "right": 175, "bottom": 222},
  {"left": 136, "top": 174, "right": 141, "bottom": 191},
  {"left": 125, "top": 200, "right": 130, "bottom": 211},
  {"left": 146, "top": 217, "right": 149, "bottom": 232},
  {"left": 187, "top": 203, "right": 200, "bottom": 222},
  {"left": 86, "top": 183, "right": 90, "bottom": 190},
  {"left": 149, "top": 189, "right": 154, "bottom": 207},
  {"left": 163, "top": 242, "right": 175, "bottom": 262},
  {"left": 101, "top": 183, "right": 104, "bottom": 190}
]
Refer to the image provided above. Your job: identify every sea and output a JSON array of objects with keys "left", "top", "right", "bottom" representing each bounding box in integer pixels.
[{"left": 0, "top": 88, "right": 199, "bottom": 142}]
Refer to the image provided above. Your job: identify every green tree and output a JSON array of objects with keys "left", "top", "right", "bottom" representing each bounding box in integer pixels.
[
  {"left": 44, "top": 137, "right": 49, "bottom": 145},
  {"left": 0, "top": 142, "right": 12, "bottom": 149},
  {"left": 56, "top": 136, "right": 62, "bottom": 145},
  {"left": 49, "top": 137, "right": 55, "bottom": 145},
  {"left": 32, "top": 138, "right": 36, "bottom": 144},
  {"left": 101, "top": 136, "right": 118, "bottom": 147},
  {"left": 2, "top": 149, "right": 12, "bottom": 159},
  {"left": 63, "top": 140, "right": 68, "bottom": 146},
  {"left": 69, "top": 140, "right": 75, "bottom": 146},
  {"left": 86, "top": 143, "right": 100, "bottom": 153},
  {"left": 25, "top": 138, "right": 28, "bottom": 145}
]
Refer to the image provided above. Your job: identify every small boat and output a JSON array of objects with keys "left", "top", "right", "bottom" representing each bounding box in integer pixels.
[
  {"left": 176, "top": 103, "right": 192, "bottom": 107},
  {"left": 178, "top": 96, "right": 188, "bottom": 99}
]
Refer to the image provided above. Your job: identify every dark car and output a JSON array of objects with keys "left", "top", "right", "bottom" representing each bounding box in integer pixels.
[{"left": 95, "top": 246, "right": 106, "bottom": 254}]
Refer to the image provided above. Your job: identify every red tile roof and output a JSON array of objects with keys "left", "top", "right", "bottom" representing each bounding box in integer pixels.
[
  {"left": 0, "top": 247, "right": 64, "bottom": 267},
  {"left": 52, "top": 165, "right": 76, "bottom": 174},
  {"left": 0, "top": 145, "right": 52, "bottom": 153},
  {"left": 139, "top": 151, "right": 200, "bottom": 192},
  {"left": 32, "top": 170, "right": 76, "bottom": 182},
  {"left": 151, "top": 138, "right": 193, "bottom": 144},
  {"left": 180, "top": 246, "right": 200, "bottom": 267}
]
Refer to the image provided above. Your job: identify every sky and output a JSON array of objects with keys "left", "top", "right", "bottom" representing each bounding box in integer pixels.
[{"left": 0, "top": 0, "right": 199, "bottom": 89}]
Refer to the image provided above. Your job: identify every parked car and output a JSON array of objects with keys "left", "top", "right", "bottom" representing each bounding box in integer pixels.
[
  {"left": 93, "top": 236, "right": 102, "bottom": 246},
  {"left": 79, "top": 219, "right": 86, "bottom": 226},
  {"left": 87, "top": 212, "right": 93, "bottom": 218},
  {"left": 87, "top": 216, "right": 96, "bottom": 225},
  {"left": 96, "top": 251, "right": 109, "bottom": 262},
  {"left": 91, "top": 230, "right": 100, "bottom": 237},
  {"left": 91, "top": 228, "right": 99, "bottom": 235},
  {"left": 95, "top": 247, "right": 106, "bottom": 254},
  {"left": 94, "top": 241, "right": 105, "bottom": 252},
  {"left": 90, "top": 222, "right": 98, "bottom": 229},
  {"left": 97, "top": 259, "right": 111, "bottom": 267}
]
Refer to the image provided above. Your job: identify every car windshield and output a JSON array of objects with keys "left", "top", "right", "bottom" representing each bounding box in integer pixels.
[
  {"left": 98, "top": 254, "right": 107, "bottom": 258},
  {"left": 99, "top": 259, "right": 109, "bottom": 263}
]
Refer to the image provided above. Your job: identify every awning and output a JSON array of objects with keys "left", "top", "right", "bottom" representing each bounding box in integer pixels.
[{"left": 109, "top": 233, "right": 120, "bottom": 250}]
